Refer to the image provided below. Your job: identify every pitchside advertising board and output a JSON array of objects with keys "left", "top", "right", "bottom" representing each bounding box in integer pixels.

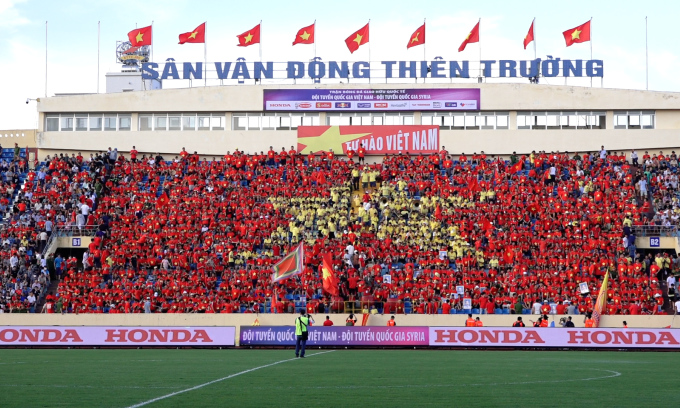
[
  {"left": 264, "top": 88, "right": 480, "bottom": 112},
  {"left": 240, "top": 326, "right": 680, "bottom": 349},
  {"left": 0, "top": 326, "right": 235, "bottom": 346},
  {"left": 298, "top": 125, "right": 439, "bottom": 155}
]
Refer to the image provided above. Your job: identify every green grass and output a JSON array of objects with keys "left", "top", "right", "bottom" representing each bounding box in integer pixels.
[{"left": 0, "top": 348, "right": 677, "bottom": 407}]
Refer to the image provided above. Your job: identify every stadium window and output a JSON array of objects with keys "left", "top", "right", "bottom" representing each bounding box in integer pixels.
[
  {"left": 516, "top": 113, "right": 529, "bottom": 129},
  {"left": 139, "top": 115, "right": 152, "bottom": 131},
  {"left": 278, "top": 115, "right": 291, "bottom": 130},
  {"left": 401, "top": 115, "right": 414, "bottom": 125},
  {"left": 45, "top": 116, "right": 59, "bottom": 131},
  {"left": 641, "top": 112, "right": 654, "bottom": 129},
  {"left": 75, "top": 114, "right": 88, "bottom": 131},
  {"left": 247, "top": 115, "right": 260, "bottom": 130},
  {"left": 155, "top": 115, "right": 168, "bottom": 131},
  {"left": 118, "top": 115, "right": 131, "bottom": 131},
  {"left": 373, "top": 115, "right": 384, "bottom": 125},
  {"left": 89, "top": 114, "right": 103, "bottom": 131},
  {"left": 232, "top": 114, "right": 246, "bottom": 130},
  {"left": 104, "top": 115, "right": 117, "bottom": 131},
  {"left": 182, "top": 114, "right": 196, "bottom": 131},
  {"left": 197, "top": 115, "right": 210, "bottom": 131},
  {"left": 210, "top": 114, "right": 224, "bottom": 130},
  {"left": 262, "top": 113, "right": 277, "bottom": 130},
  {"left": 496, "top": 113, "right": 509, "bottom": 129},
  {"left": 168, "top": 115, "right": 181, "bottom": 131},
  {"left": 60, "top": 115, "right": 74, "bottom": 131},
  {"left": 547, "top": 112, "right": 559, "bottom": 129}
]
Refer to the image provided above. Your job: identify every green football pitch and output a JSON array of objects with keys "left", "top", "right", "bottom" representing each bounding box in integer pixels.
[{"left": 0, "top": 348, "right": 676, "bottom": 407}]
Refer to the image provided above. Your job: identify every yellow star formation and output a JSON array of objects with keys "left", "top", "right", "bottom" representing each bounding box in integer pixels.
[
  {"left": 571, "top": 28, "right": 581, "bottom": 40},
  {"left": 299, "top": 127, "right": 370, "bottom": 154},
  {"left": 411, "top": 33, "right": 420, "bottom": 43},
  {"left": 300, "top": 31, "right": 311, "bottom": 40},
  {"left": 135, "top": 31, "right": 144, "bottom": 43},
  {"left": 245, "top": 32, "right": 253, "bottom": 43},
  {"left": 189, "top": 31, "right": 198, "bottom": 39},
  {"left": 353, "top": 33, "right": 363, "bottom": 45}
]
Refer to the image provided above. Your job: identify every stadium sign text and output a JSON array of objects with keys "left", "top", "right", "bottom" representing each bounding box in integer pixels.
[{"left": 141, "top": 58, "right": 604, "bottom": 81}]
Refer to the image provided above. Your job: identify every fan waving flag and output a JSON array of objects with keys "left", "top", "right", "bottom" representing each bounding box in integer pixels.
[
  {"left": 524, "top": 19, "right": 534, "bottom": 49},
  {"left": 179, "top": 23, "right": 206, "bottom": 44},
  {"left": 591, "top": 271, "right": 609, "bottom": 328},
  {"left": 458, "top": 20, "right": 479, "bottom": 52},
  {"left": 237, "top": 23, "right": 261, "bottom": 47},
  {"left": 345, "top": 23, "right": 369, "bottom": 53},
  {"left": 321, "top": 252, "right": 339, "bottom": 296},
  {"left": 563, "top": 20, "right": 591, "bottom": 47},
  {"left": 293, "top": 23, "right": 315, "bottom": 45},
  {"left": 271, "top": 242, "right": 304, "bottom": 283},
  {"left": 128, "top": 25, "right": 152, "bottom": 47},
  {"left": 407, "top": 23, "right": 425, "bottom": 49}
]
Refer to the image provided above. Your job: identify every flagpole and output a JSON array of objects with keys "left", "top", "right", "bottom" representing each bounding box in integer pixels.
[
  {"left": 368, "top": 19, "right": 371, "bottom": 83},
  {"left": 45, "top": 20, "right": 48, "bottom": 97},
  {"left": 97, "top": 21, "right": 100, "bottom": 93},
  {"left": 313, "top": 20, "right": 317, "bottom": 60},
  {"left": 151, "top": 21, "right": 154, "bottom": 63},
  {"left": 645, "top": 16, "right": 648, "bottom": 90},
  {"left": 423, "top": 18, "right": 426, "bottom": 63},
  {"left": 204, "top": 22, "right": 207, "bottom": 87},
  {"left": 589, "top": 17, "right": 593, "bottom": 87},
  {"left": 478, "top": 18, "right": 482, "bottom": 81},
  {"left": 533, "top": 18, "right": 537, "bottom": 60}
]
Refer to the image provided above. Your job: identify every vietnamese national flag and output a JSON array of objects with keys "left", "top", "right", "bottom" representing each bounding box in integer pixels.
[
  {"left": 345, "top": 23, "right": 369, "bottom": 54},
  {"left": 179, "top": 22, "right": 206, "bottom": 44},
  {"left": 563, "top": 20, "right": 591, "bottom": 47},
  {"left": 293, "top": 23, "right": 315, "bottom": 45},
  {"left": 407, "top": 23, "right": 425, "bottom": 49},
  {"left": 523, "top": 19, "right": 534, "bottom": 49},
  {"left": 321, "top": 253, "right": 339, "bottom": 296},
  {"left": 458, "top": 20, "right": 479, "bottom": 52},
  {"left": 237, "top": 23, "right": 261, "bottom": 47},
  {"left": 128, "top": 25, "right": 152, "bottom": 47},
  {"left": 271, "top": 242, "right": 304, "bottom": 283}
]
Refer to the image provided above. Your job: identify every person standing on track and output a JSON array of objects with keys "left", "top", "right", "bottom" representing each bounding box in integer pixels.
[{"left": 295, "top": 311, "right": 314, "bottom": 358}]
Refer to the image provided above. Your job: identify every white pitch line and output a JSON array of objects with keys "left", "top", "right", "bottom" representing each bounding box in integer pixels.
[{"left": 125, "top": 350, "right": 336, "bottom": 408}]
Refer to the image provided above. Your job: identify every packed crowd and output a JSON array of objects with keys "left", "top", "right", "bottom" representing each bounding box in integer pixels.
[{"left": 2, "top": 144, "right": 679, "bottom": 315}]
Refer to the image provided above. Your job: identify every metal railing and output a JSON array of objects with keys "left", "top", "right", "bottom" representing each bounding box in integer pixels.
[
  {"left": 42, "top": 226, "right": 99, "bottom": 256},
  {"left": 631, "top": 225, "right": 679, "bottom": 237}
]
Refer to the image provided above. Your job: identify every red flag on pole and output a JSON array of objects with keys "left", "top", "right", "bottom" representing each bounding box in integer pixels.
[
  {"left": 524, "top": 19, "right": 534, "bottom": 49},
  {"left": 293, "top": 23, "right": 315, "bottom": 45},
  {"left": 345, "top": 23, "right": 369, "bottom": 53},
  {"left": 237, "top": 24, "right": 261, "bottom": 47},
  {"left": 563, "top": 20, "right": 591, "bottom": 47},
  {"left": 179, "top": 23, "right": 206, "bottom": 44},
  {"left": 407, "top": 23, "right": 425, "bottom": 49},
  {"left": 458, "top": 21, "right": 479, "bottom": 52},
  {"left": 128, "top": 25, "right": 152, "bottom": 47},
  {"left": 321, "top": 253, "right": 339, "bottom": 296}
]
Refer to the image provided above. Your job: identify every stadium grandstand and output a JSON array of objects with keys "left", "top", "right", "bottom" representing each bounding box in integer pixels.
[{"left": 2, "top": 79, "right": 680, "bottom": 319}]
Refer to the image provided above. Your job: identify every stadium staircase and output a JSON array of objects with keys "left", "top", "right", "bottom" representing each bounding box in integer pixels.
[{"left": 0, "top": 148, "right": 29, "bottom": 223}]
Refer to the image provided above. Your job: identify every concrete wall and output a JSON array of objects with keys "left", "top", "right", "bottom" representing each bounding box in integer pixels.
[
  {"left": 1, "top": 314, "right": 676, "bottom": 345},
  {"left": 36, "top": 83, "right": 680, "bottom": 113},
  {"left": 0, "top": 129, "right": 36, "bottom": 148}
]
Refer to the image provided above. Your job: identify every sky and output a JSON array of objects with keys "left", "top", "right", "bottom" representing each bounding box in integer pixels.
[{"left": 1, "top": 0, "right": 679, "bottom": 129}]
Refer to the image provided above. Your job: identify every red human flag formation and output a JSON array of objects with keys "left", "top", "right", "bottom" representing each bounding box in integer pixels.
[
  {"left": 407, "top": 23, "right": 425, "bottom": 49},
  {"left": 179, "top": 23, "right": 206, "bottom": 44},
  {"left": 458, "top": 21, "right": 479, "bottom": 52},
  {"left": 271, "top": 243, "right": 304, "bottom": 283},
  {"left": 345, "top": 23, "right": 369, "bottom": 53},
  {"left": 293, "top": 23, "right": 315, "bottom": 45},
  {"left": 563, "top": 20, "right": 591, "bottom": 47},
  {"left": 524, "top": 19, "right": 534, "bottom": 49},
  {"left": 321, "top": 253, "right": 339, "bottom": 296},
  {"left": 237, "top": 24, "right": 261, "bottom": 47},
  {"left": 128, "top": 25, "right": 152, "bottom": 47}
]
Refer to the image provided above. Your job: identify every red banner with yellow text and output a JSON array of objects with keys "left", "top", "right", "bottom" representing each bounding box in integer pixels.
[{"left": 297, "top": 125, "right": 440, "bottom": 155}]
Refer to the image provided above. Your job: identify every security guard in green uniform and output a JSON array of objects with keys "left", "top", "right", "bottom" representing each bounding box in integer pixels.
[{"left": 295, "top": 310, "right": 314, "bottom": 358}]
